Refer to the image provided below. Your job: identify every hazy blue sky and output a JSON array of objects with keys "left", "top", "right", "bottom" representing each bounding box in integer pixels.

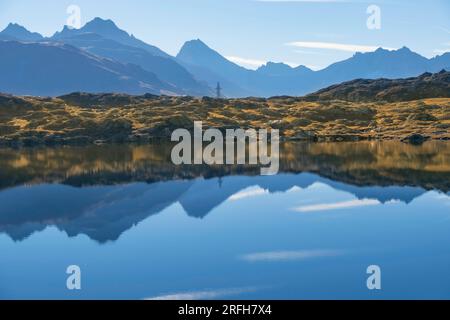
[{"left": 1, "top": 0, "right": 449, "bottom": 70}]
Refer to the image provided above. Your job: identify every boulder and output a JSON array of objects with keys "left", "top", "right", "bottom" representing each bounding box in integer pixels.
[{"left": 401, "top": 133, "right": 429, "bottom": 145}]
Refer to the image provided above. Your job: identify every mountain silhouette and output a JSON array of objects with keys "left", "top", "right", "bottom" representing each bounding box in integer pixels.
[
  {"left": 177, "top": 40, "right": 450, "bottom": 97},
  {"left": 177, "top": 39, "right": 252, "bottom": 81},
  {"left": 53, "top": 18, "right": 169, "bottom": 58},
  {"left": 1, "top": 18, "right": 450, "bottom": 97},
  {"left": 177, "top": 39, "right": 255, "bottom": 96},
  {"left": 311, "top": 47, "right": 447, "bottom": 90},
  {"left": 0, "top": 41, "right": 178, "bottom": 96},
  {"left": 0, "top": 23, "right": 43, "bottom": 41},
  {"left": 257, "top": 62, "right": 313, "bottom": 77},
  {"left": 50, "top": 18, "right": 212, "bottom": 96},
  {"left": 429, "top": 52, "right": 450, "bottom": 70}
]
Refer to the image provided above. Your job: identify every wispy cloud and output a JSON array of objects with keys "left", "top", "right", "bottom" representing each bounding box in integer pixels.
[
  {"left": 434, "top": 193, "right": 450, "bottom": 200},
  {"left": 433, "top": 49, "right": 450, "bottom": 55},
  {"left": 240, "top": 249, "right": 344, "bottom": 262},
  {"left": 226, "top": 55, "right": 300, "bottom": 69},
  {"left": 226, "top": 56, "right": 267, "bottom": 69},
  {"left": 146, "top": 287, "right": 256, "bottom": 300},
  {"left": 436, "top": 26, "right": 450, "bottom": 35},
  {"left": 286, "top": 41, "right": 396, "bottom": 53},
  {"left": 228, "top": 186, "right": 269, "bottom": 201},
  {"left": 293, "top": 199, "right": 380, "bottom": 212},
  {"left": 433, "top": 42, "right": 450, "bottom": 55}
]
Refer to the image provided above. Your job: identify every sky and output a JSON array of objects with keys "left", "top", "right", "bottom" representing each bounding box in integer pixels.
[{"left": 0, "top": 0, "right": 449, "bottom": 70}]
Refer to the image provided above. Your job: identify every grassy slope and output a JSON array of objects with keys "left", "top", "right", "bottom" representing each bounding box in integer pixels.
[{"left": 0, "top": 92, "right": 449, "bottom": 146}]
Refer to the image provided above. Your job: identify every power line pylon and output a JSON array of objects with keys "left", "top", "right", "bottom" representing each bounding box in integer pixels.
[{"left": 216, "top": 82, "right": 222, "bottom": 99}]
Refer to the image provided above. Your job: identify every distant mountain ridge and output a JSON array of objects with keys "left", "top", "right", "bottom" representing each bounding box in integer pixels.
[
  {"left": 0, "top": 41, "right": 177, "bottom": 96},
  {"left": 1, "top": 18, "right": 449, "bottom": 97},
  {"left": 53, "top": 18, "right": 170, "bottom": 58},
  {"left": 0, "top": 23, "right": 43, "bottom": 41},
  {"left": 0, "top": 19, "right": 212, "bottom": 96},
  {"left": 49, "top": 18, "right": 212, "bottom": 96},
  {"left": 176, "top": 39, "right": 255, "bottom": 96},
  {"left": 177, "top": 41, "right": 450, "bottom": 97},
  {"left": 257, "top": 62, "right": 313, "bottom": 77}
]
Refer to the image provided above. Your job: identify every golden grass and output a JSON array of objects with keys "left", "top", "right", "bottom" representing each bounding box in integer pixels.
[{"left": 0, "top": 95, "right": 449, "bottom": 145}]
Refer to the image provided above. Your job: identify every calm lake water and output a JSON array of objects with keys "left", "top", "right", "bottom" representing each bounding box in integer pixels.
[{"left": 0, "top": 141, "right": 449, "bottom": 300}]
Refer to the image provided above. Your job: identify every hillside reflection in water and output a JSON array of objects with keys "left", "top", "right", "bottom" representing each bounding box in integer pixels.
[{"left": 0, "top": 141, "right": 449, "bottom": 299}]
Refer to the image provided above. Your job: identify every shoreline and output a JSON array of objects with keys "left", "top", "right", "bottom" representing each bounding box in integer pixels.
[
  {"left": 1, "top": 140, "right": 449, "bottom": 193},
  {"left": 0, "top": 135, "right": 449, "bottom": 149},
  {"left": 1, "top": 93, "right": 449, "bottom": 148}
]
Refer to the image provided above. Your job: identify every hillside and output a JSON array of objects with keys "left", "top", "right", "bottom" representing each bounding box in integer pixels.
[
  {"left": 306, "top": 70, "right": 450, "bottom": 102},
  {"left": 50, "top": 19, "right": 212, "bottom": 96},
  {"left": 0, "top": 71, "right": 449, "bottom": 147},
  {"left": 0, "top": 41, "right": 179, "bottom": 96}
]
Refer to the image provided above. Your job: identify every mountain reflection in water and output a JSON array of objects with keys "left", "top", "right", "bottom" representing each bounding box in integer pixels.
[
  {"left": 0, "top": 141, "right": 449, "bottom": 300},
  {"left": 0, "top": 141, "right": 449, "bottom": 243}
]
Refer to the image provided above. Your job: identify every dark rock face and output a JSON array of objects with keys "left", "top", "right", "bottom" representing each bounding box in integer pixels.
[
  {"left": 58, "top": 92, "right": 148, "bottom": 107},
  {"left": 401, "top": 133, "right": 429, "bottom": 145},
  {"left": 306, "top": 71, "right": 450, "bottom": 102}
]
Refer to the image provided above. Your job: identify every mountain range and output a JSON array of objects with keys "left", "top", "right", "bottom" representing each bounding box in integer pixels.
[
  {"left": 0, "top": 41, "right": 177, "bottom": 96},
  {"left": 1, "top": 17, "right": 449, "bottom": 97}
]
